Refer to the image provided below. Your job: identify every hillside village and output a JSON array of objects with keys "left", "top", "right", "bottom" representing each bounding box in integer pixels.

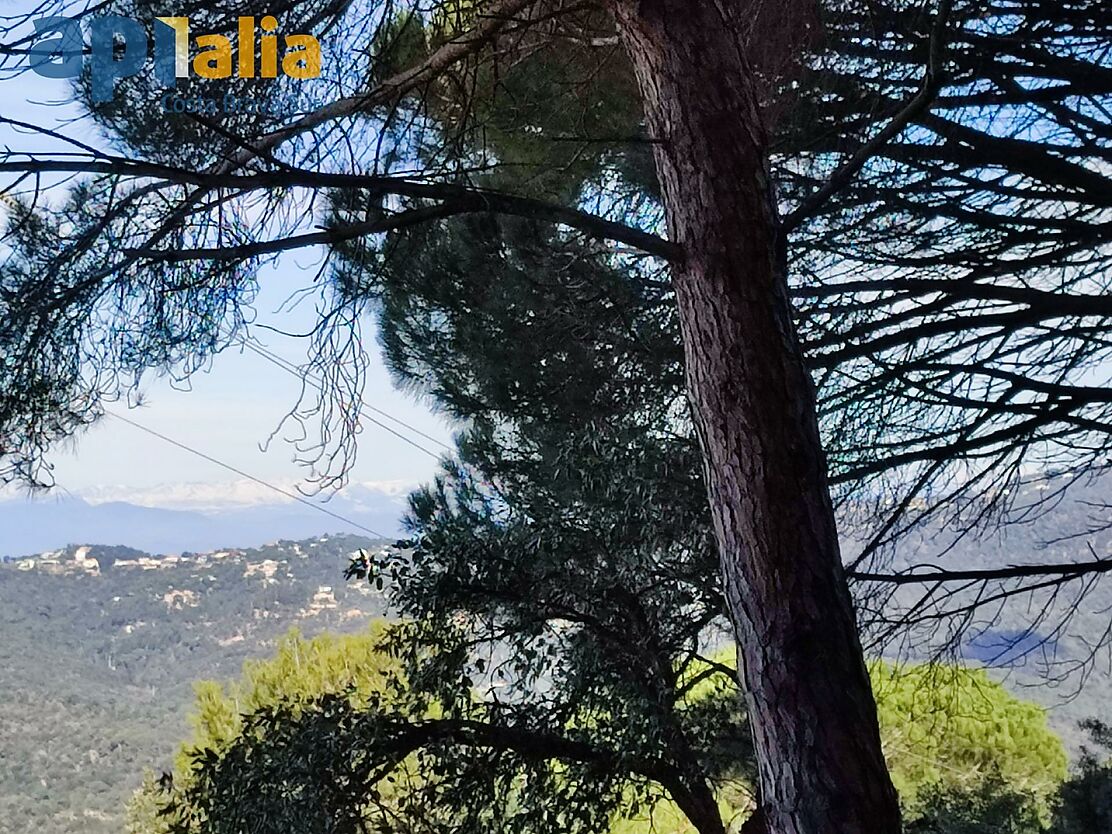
[
  {"left": 3, "top": 536, "right": 385, "bottom": 614},
  {"left": 0, "top": 533, "right": 389, "bottom": 834}
]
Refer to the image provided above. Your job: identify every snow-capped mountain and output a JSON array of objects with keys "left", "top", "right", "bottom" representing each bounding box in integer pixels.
[
  {"left": 0, "top": 480, "right": 413, "bottom": 557},
  {"left": 74, "top": 478, "right": 415, "bottom": 512}
]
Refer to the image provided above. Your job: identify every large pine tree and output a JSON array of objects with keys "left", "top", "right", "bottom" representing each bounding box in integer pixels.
[{"left": 2, "top": 2, "right": 1111, "bottom": 832}]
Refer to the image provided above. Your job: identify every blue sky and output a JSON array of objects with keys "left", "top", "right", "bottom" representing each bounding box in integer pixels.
[{"left": 0, "top": 47, "right": 453, "bottom": 499}]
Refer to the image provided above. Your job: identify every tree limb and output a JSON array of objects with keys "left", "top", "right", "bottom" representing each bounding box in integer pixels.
[{"left": 781, "top": 0, "right": 953, "bottom": 232}]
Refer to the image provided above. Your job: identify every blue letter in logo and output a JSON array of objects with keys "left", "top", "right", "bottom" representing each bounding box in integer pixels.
[
  {"left": 88, "top": 16, "right": 146, "bottom": 103},
  {"left": 28, "top": 16, "right": 82, "bottom": 79}
]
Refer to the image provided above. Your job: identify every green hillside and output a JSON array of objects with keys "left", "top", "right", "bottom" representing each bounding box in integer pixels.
[
  {"left": 0, "top": 534, "right": 386, "bottom": 834},
  {"left": 1, "top": 527, "right": 1108, "bottom": 834}
]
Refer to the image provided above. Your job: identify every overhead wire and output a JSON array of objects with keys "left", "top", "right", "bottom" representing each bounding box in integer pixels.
[
  {"left": 106, "top": 409, "right": 391, "bottom": 540},
  {"left": 231, "top": 333, "right": 451, "bottom": 460},
  {"left": 101, "top": 332, "right": 461, "bottom": 541}
]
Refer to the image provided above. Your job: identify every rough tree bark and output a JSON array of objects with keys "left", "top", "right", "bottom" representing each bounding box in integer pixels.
[{"left": 609, "top": 3, "right": 902, "bottom": 833}]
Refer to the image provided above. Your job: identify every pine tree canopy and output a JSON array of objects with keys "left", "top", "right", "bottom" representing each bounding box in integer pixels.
[{"left": 2, "top": 2, "right": 1111, "bottom": 833}]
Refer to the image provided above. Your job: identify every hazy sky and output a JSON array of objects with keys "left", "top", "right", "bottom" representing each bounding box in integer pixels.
[{"left": 0, "top": 44, "right": 453, "bottom": 497}]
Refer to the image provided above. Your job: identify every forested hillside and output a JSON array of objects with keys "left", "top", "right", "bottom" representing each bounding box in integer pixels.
[
  {"left": 873, "top": 473, "right": 1112, "bottom": 754},
  {"left": 1, "top": 518, "right": 1109, "bottom": 834},
  {"left": 0, "top": 534, "right": 386, "bottom": 834}
]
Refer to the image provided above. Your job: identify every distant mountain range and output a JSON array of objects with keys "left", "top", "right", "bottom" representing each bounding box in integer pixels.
[{"left": 0, "top": 480, "right": 412, "bottom": 556}]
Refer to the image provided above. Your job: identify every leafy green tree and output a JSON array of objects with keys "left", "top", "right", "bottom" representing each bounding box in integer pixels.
[
  {"left": 162, "top": 616, "right": 753, "bottom": 833},
  {"left": 181, "top": 624, "right": 401, "bottom": 758},
  {"left": 126, "top": 773, "right": 174, "bottom": 834},
  {"left": 683, "top": 653, "right": 1067, "bottom": 825},
  {"left": 128, "top": 623, "right": 417, "bottom": 834},
  {"left": 865, "top": 721, "right": 1112, "bottom": 834},
  {"left": 870, "top": 663, "right": 1066, "bottom": 818},
  {"left": 906, "top": 779, "right": 1045, "bottom": 834},
  {"left": 139, "top": 624, "right": 1069, "bottom": 834},
  {"left": 132, "top": 619, "right": 750, "bottom": 834}
]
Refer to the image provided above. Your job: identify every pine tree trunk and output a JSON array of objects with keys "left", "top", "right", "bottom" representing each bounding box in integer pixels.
[{"left": 609, "top": 3, "right": 902, "bottom": 833}]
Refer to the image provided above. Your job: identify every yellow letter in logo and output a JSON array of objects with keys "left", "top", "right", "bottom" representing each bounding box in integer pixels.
[
  {"left": 193, "top": 33, "right": 233, "bottom": 79},
  {"left": 259, "top": 15, "right": 278, "bottom": 78},
  {"left": 238, "top": 17, "right": 255, "bottom": 78},
  {"left": 283, "top": 34, "right": 321, "bottom": 79}
]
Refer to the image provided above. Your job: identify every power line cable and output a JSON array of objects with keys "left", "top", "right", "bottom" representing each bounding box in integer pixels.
[
  {"left": 246, "top": 338, "right": 452, "bottom": 451},
  {"left": 106, "top": 409, "right": 391, "bottom": 540},
  {"left": 231, "top": 334, "right": 451, "bottom": 460},
  {"left": 231, "top": 336, "right": 505, "bottom": 496}
]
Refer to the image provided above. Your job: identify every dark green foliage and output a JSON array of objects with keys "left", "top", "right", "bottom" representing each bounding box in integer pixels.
[
  {"left": 366, "top": 215, "right": 740, "bottom": 823},
  {"left": 168, "top": 694, "right": 643, "bottom": 834},
  {"left": 907, "top": 779, "right": 1045, "bottom": 834},
  {"left": 1049, "top": 722, "right": 1112, "bottom": 834}
]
